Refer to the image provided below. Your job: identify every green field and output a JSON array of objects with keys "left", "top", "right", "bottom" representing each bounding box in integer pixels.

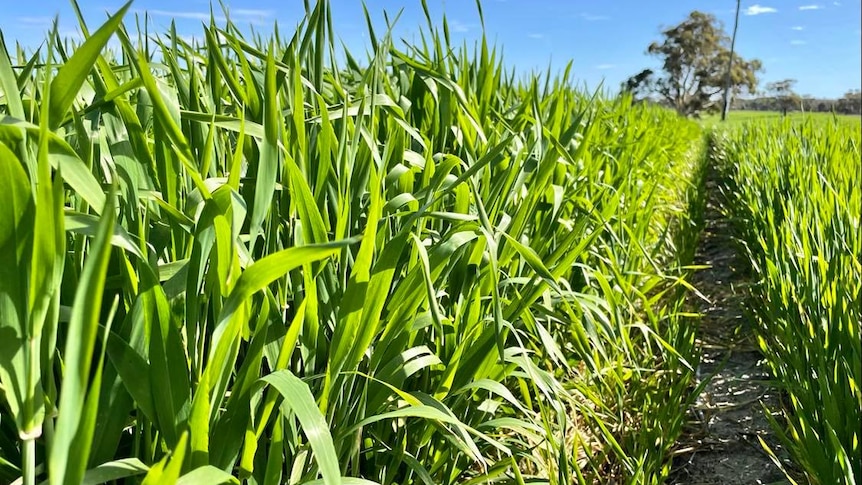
[
  {"left": 701, "top": 110, "right": 861, "bottom": 129},
  {"left": 0, "top": 3, "right": 859, "bottom": 485}
]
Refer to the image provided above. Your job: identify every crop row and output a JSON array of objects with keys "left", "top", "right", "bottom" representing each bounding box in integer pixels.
[
  {"left": 716, "top": 120, "right": 861, "bottom": 484},
  {"left": 0, "top": 2, "right": 705, "bottom": 484}
]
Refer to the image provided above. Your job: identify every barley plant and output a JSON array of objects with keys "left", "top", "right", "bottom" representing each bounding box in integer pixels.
[
  {"left": 0, "top": 1, "right": 706, "bottom": 483},
  {"left": 716, "top": 120, "right": 861, "bottom": 484}
]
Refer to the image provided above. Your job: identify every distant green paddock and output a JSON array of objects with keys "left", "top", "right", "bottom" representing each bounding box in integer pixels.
[{"left": 701, "top": 110, "right": 861, "bottom": 129}]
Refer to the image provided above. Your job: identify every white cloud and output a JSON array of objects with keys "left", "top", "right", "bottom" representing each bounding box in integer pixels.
[
  {"left": 145, "top": 10, "right": 210, "bottom": 21},
  {"left": 527, "top": 33, "right": 544, "bottom": 39},
  {"left": 790, "top": 40, "right": 807, "bottom": 45},
  {"left": 798, "top": 4, "right": 823, "bottom": 10},
  {"left": 177, "top": 34, "right": 204, "bottom": 45},
  {"left": 16, "top": 16, "right": 53, "bottom": 25},
  {"left": 833, "top": 1, "right": 842, "bottom": 5},
  {"left": 580, "top": 13, "right": 609, "bottom": 21},
  {"left": 792, "top": 25, "right": 805, "bottom": 30},
  {"left": 744, "top": 5, "right": 778, "bottom": 15},
  {"left": 231, "top": 9, "right": 273, "bottom": 17},
  {"left": 595, "top": 64, "right": 616, "bottom": 70},
  {"left": 448, "top": 20, "right": 472, "bottom": 33},
  {"left": 140, "top": 8, "right": 274, "bottom": 24}
]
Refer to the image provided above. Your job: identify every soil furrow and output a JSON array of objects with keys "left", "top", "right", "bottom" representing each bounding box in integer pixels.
[{"left": 668, "top": 168, "right": 790, "bottom": 485}]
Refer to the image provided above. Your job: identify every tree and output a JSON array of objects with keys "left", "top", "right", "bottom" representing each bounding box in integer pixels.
[
  {"left": 766, "top": 79, "right": 801, "bottom": 115},
  {"left": 836, "top": 89, "right": 862, "bottom": 115},
  {"left": 622, "top": 11, "right": 762, "bottom": 117}
]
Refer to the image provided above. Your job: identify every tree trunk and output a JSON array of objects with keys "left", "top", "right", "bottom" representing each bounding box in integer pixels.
[{"left": 721, "top": 0, "right": 741, "bottom": 121}]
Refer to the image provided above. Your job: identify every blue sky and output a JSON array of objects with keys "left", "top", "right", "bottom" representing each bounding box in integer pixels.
[{"left": 1, "top": 1, "right": 859, "bottom": 98}]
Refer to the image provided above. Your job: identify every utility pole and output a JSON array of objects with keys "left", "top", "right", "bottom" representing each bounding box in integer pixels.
[{"left": 721, "top": 0, "right": 741, "bottom": 121}]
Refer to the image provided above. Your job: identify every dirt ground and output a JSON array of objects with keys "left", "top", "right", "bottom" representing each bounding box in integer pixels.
[{"left": 667, "top": 172, "right": 795, "bottom": 485}]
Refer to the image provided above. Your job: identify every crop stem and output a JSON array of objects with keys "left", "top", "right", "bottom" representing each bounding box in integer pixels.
[{"left": 23, "top": 437, "right": 35, "bottom": 485}]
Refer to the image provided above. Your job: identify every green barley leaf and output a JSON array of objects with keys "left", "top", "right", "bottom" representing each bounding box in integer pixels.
[
  {"left": 0, "top": 140, "right": 34, "bottom": 437},
  {"left": 0, "top": 31, "right": 25, "bottom": 119},
  {"left": 175, "top": 466, "right": 239, "bottom": 485},
  {"left": 302, "top": 480, "right": 380, "bottom": 485},
  {"left": 49, "top": 1, "right": 131, "bottom": 130},
  {"left": 80, "top": 458, "right": 149, "bottom": 485},
  {"left": 104, "top": 329, "right": 157, "bottom": 424},
  {"left": 203, "top": 239, "right": 358, "bottom": 424},
  {"left": 140, "top": 431, "right": 189, "bottom": 485},
  {"left": 0, "top": 117, "right": 106, "bottom": 212},
  {"left": 261, "top": 370, "right": 341, "bottom": 485},
  {"left": 49, "top": 185, "right": 117, "bottom": 484},
  {"left": 62, "top": 297, "right": 117, "bottom": 485},
  {"left": 249, "top": 44, "right": 280, "bottom": 245}
]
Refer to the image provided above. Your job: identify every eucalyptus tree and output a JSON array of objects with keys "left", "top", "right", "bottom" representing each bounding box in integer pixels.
[{"left": 623, "top": 11, "right": 762, "bottom": 117}]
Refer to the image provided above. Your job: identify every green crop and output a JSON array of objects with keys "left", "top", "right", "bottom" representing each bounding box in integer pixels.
[
  {"left": 716, "top": 119, "right": 861, "bottom": 484},
  {"left": 0, "top": 1, "right": 706, "bottom": 484}
]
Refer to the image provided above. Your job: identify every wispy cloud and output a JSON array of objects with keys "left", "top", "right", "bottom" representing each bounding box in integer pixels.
[
  {"left": 17, "top": 16, "right": 54, "bottom": 25},
  {"left": 798, "top": 4, "right": 823, "bottom": 10},
  {"left": 145, "top": 10, "right": 210, "bottom": 21},
  {"left": 140, "top": 8, "right": 274, "bottom": 24},
  {"left": 175, "top": 34, "right": 205, "bottom": 45},
  {"left": 790, "top": 40, "right": 807, "bottom": 45},
  {"left": 791, "top": 25, "right": 805, "bottom": 30},
  {"left": 833, "top": 1, "right": 842, "bottom": 5},
  {"left": 527, "top": 33, "right": 544, "bottom": 39},
  {"left": 448, "top": 20, "right": 472, "bottom": 33},
  {"left": 580, "top": 13, "right": 610, "bottom": 21},
  {"left": 231, "top": 9, "right": 273, "bottom": 17},
  {"left": 744, "top": 5, "right": 778, "bottom": 15},
  {"left": 595, "top": 64, "right": 616, "bottom": 70}
]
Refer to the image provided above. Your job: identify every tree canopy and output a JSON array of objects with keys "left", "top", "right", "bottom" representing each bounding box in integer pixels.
[
  {"left": 766, "top": 79, "right": 801, "bottom": 115},
  {"left": 622, "top": 11, "right": 762, "bottom": 117}
]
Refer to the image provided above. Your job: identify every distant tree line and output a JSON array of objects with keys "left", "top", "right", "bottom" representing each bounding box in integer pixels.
[{"left": 733, "top": 89, "right": 861, "bottom": 115}]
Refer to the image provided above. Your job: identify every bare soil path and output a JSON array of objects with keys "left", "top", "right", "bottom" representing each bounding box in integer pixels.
[{"left": 667, "top": 167, "right": 791, "bottom": 485}]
